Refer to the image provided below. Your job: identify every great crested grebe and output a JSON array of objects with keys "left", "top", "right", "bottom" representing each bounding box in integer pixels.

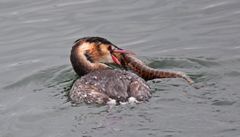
[
  {"left": 69, "top": 37, "right": 193, "bottom": 105},
  {"left": 69, "top": 37, "right": 151, "bottom": 105}
]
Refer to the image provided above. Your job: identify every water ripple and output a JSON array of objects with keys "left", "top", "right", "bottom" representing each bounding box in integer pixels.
[{"left": 1, "top": 0, "right": 240, "bottom": 137}]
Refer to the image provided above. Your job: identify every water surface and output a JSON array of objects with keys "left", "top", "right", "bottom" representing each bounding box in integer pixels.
[{"left": 1, "top": 0, "right": 240, "bottom": 137}]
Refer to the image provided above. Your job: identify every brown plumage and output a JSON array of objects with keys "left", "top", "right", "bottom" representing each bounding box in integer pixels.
[{"left": 70, "top": 37, "right": 114, "bottom": 76}]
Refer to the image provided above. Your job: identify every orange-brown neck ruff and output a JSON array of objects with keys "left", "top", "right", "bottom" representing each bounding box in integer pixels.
[{"left": 70, "top": 41, "right": 109, "bottom": 77}]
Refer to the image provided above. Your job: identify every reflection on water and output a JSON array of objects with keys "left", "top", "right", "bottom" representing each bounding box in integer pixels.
[{"left": 1, "top": 0, "right": 240, "bottom": 137}]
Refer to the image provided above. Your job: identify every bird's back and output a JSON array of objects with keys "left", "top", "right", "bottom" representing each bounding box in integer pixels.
[{"left": 69, "top": 69, "right": 151, "bottom": 104}]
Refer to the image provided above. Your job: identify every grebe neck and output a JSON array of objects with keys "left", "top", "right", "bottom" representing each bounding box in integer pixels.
[{"left": 70, "top": 43, "right": 108, "bottom": 77}]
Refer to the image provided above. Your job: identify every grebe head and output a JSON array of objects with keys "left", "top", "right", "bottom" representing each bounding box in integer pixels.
[{"left": 70, "top": 37, "right": 129, "bottom": 76}]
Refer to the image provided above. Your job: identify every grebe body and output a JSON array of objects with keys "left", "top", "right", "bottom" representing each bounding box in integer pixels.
[
  {"left": 70, "top": 69, "right": 151, "bottom": 104},
  {"left": 69, "top": 37, "right": 151, "bottom": 105}
]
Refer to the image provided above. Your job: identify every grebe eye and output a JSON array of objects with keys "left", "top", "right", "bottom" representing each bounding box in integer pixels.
[{"left": 108, "top": 45, "right": 112, "bottom": 51}]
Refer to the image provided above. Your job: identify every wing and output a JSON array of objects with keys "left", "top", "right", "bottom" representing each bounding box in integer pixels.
[{"left": 69, "top": 81, "right": 110, "bottom": 105}]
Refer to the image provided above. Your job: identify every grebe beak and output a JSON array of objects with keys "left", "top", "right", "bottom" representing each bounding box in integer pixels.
[
  {"left": 111, "top": 49, "right": 134, "bottom": 65},
  {"left": 111, "top": 54, "right": 121, "bottom": 65}
]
